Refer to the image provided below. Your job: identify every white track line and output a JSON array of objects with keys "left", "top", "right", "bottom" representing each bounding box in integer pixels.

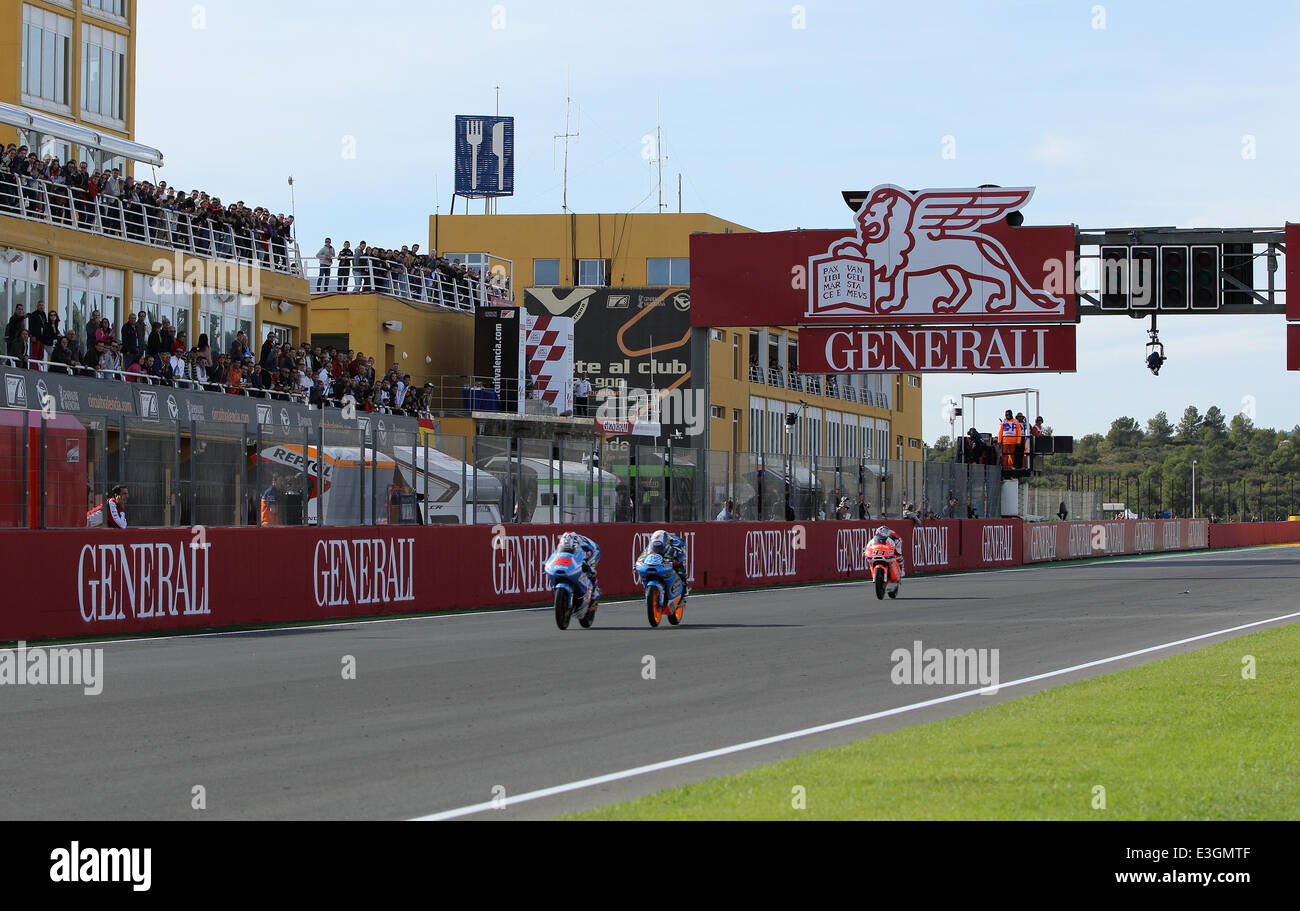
[{"left": 412, "top": 608, "right": 1300, "bottom": 820}]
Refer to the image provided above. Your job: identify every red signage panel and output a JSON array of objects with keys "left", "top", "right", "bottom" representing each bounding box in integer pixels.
[
  {"left": 797, "top": 325, "right": 1076, "bottom": 373},
  {"left": 1289, "top": 324, "right": 1300, "bottom": 371},
  {"left": 691, "top": 185, "right": 1077, "bottom": 329},
  {"left": 1288, "top": 224, "right": 1299, "bottom": 321}
]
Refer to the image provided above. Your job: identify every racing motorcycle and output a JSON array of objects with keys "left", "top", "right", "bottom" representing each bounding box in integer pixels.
[
  {"left": 635, "top": 549, "right": 686, "bottom": 628},
  {"left": 544, "top": 549, "right": 599, "bottom": 631},
  {"left": 865, "top": 539, "right": 902, "bottom": 601}
]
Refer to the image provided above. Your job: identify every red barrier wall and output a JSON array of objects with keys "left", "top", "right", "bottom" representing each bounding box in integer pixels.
[
  {"left": 1023, "top": 519, "right": 1209, "bottom": 563},
  {"left": 1208, "top": 522, "right": 1300, "bottom": 549},
  {"left": 0, "top": 520, "right": 978, "bottom": 642},
  {"left": 0, "top": 516, "right": 1284, "bottom": 643}
]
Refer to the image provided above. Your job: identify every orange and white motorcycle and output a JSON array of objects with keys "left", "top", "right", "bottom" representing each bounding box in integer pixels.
[{"left": 864, "top": 530, "right": 903, "bottom": 600}]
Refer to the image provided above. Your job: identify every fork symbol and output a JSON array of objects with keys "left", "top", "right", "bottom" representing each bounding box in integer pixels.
[{"left": 466, "top": 120, "right": 484, "bottom": 189}]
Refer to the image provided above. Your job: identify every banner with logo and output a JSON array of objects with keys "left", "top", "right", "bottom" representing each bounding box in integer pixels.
[
  {"left": 454, "top": 115, "right": 515, "bottom": 198},
  {"left": 690, "top": 186, "right": 1076, "bottom": 329},
  {"left": 522, "top": 287, "right": 696, "bottom": 439},
  {"left": 473, "top": 306, "right": 521, "bottom": 413},
  {"left": 1023, "top": 519, "right": 1210, "bottom": 563},
  {"left": 519, "top": 314, "right": 575, "bottom": 416},
  {"left": 0, "top": 368, "right": 428, "bottom": 441},
  {"left": 798, "top": 325, "right": 1077, "bottom": 373},
  {"left": 0, "top": 516, "right": 1247, "bottom": 642}
]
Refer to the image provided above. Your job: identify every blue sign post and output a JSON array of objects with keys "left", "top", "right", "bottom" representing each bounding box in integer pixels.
[{"left": 454, "top": 115, "right": 515, "bottom": 198}]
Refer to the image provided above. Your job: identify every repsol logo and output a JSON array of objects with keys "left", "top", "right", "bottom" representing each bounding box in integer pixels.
[
  {"left": 1134, "top": 522, "right": 1156, "bottom": 553},
  {"left": 980, "top": 525, "right": 1016, "bottom": 564},
  {"left": 744, "top": 530, "right": 797, "bottom": 579},
  {"left": 78, "top": 542, "right": 212, "bottom": 623},
  {"left": 911, "top": 526, "right": 950, "bottom": 568},
  {"left": 836, "top": 528, "right": 873, "bottom": 573},
  {"left": 1161, "top": 521, "right": 1181, "bottom": 550},
  {"left": 492, "top": 533, "right": 560, "bottom": 596},
  {"left": 313, "top": 538, "right": 416, "bottom": 608},
  {"left": 1067, "top": 523, "right": 1091, "bottom": 558},
  {"left": 1028, "top": 525, "right": 1056, "bottom": 562}
]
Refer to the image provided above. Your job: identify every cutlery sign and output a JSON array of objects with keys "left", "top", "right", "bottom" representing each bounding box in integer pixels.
[{"left": 454, "top": 115, "right": 515, "bottom": 197}]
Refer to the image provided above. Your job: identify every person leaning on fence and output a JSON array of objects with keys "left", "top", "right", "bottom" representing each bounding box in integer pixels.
[
  {"left": 87, "top": 486, "right": 129, "bottom": 529},
  {"left": 716, "top": 498, "right": 738, "bottom": 521}
]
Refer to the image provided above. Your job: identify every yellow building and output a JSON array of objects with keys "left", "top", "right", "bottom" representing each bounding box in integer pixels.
[
  {"left": 436, "top": 211, "right": 923, "bottom": 461},
  {"left": 2, "top": 0, "right": 137, "bottom": 160},
  {"left": 0, "top": 1, "right": 311, "bottom": 348}
]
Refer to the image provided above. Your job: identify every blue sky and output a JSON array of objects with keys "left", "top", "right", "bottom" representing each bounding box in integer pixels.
[{"left": 135, "top": 0, "right": 1298, "bottom": 443}]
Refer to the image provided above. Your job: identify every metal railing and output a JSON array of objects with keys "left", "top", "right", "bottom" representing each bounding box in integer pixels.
[
  {"left": 300, "top": 256, "right": 506, "bottom": 313},
  {"left": 10, "top": 355, "right": 308, "bottom": 403},
  {"left": 302, "top": 256, "right": 512, "bottom": 312},
  {"left": 0, "top": 171, "right": 303, "bottom": 278}
]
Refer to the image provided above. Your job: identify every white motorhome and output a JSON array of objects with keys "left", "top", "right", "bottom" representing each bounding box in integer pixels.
[
  {"left": 258, "top": 445, "right": 500, "bottom": 526},
  {"left": 478, "top": 456, "right": 618, "bottom": 524}
]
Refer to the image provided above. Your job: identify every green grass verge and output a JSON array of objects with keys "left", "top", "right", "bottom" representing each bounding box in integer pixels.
[{"left": 569, "top": 622, "right": 1300, "bottom": 820}]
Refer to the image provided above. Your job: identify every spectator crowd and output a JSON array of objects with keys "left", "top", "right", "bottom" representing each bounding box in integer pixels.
[
  {"left": 313, "top": 238, "right": 500, "bottom": 305},
  {"left": 3, "top": 306, "right": 436, "bottom": 418},
  {"left": 1, "top": 144, "right": 296, "bottom": 270}
]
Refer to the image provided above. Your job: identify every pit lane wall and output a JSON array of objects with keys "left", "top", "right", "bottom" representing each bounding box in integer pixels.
[{"left": 2, "top": 518, "right": 1293, "bottom": 642}]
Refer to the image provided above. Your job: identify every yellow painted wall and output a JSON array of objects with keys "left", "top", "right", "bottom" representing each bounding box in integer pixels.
[
  {"left": 434, "top": 212, "right": 752, "bottom": 300},
  {"left": 307, "top": 293, "right": 475, "bottom": 381}
]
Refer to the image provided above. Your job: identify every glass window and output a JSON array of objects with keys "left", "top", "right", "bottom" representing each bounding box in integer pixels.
[
  {"left": 80, "top": 23, "right": 127, "bottom": 123},
  {"left": 577, "top": 259, "right": 605, "bottom": 287},
  {"left": 647, "top": 258, "right": 690, "bottom": 285},
  {"left": 533, "top": 259, "right": 560, "bottom": 286},
  {"left": 21, "top": 6, "right": 73, "bottom": 107}
]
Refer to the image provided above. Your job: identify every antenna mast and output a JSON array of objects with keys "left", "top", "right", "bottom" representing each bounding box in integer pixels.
[
  {"left": 553, "top": 71, "right": 580, "bottom": 213},
  {"left": 651, "top": 95, "right": 669, "bottom": 213}
]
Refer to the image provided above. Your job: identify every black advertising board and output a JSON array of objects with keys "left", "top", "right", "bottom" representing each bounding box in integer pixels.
[
  {"left": 473, "top": 306, "right": 521, "bottom": 413},
  {"left": 522, "top": 287, "right": 698, "bottom": 440}
]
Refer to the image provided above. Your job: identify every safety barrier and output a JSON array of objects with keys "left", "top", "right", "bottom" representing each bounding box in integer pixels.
[
  {"left": 1, "top": 519, "right": 1295, "bottom": 643},
  {"left": 1023, "top": 519, "right": 1211, "bottom": 563}
]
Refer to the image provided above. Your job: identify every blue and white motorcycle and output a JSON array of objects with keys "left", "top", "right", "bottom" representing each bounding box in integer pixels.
[
  {"left": 635, "top": 550, "right": 686, "bottom": 628},
  {"left": 545, "top": 550, "right": 600, "bottom": 631}
]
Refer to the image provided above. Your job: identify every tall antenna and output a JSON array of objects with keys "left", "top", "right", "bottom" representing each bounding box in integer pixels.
[
  {"left": 553, "top": 70, "right": 580, "bottom": 213},
  {"left": 650, "top": 95, "right": 669, "bottom": 213}
]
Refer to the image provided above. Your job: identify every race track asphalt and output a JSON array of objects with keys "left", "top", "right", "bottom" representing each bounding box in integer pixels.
[{"left": 2, "top": 546, "right": 1296, "bottom": 820}]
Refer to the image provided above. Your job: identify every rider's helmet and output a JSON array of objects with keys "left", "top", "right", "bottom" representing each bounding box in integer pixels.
[
  {"left": 648, "top": 530, "right": 670, "bottom": 555},
  {"left": 874, "top": 526, "right": 894, "bottom": 544},
  {"left": 558, "top": 532, "right": 582, "bottom": 554}
]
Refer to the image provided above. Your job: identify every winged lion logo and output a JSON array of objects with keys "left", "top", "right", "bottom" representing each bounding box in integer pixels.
[{"left": 809, "top": 185, "right": 1065, "bottom": 319}]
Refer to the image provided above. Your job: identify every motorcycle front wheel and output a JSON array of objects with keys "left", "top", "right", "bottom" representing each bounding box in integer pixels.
[
  {"left": 874, "top": 567, "right": 886, "bottom": 601},
  {"left": 647, "top": 586, "right": 663, "bottom": 628},
  {"left": 555, "top": 588, "right": 573, "bottom": 630}
]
